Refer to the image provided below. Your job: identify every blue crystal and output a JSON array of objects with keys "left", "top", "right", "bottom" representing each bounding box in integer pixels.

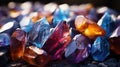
[
  {"left": 91, "top": 37, "right": 110, "bottom": 61},
  {"left": 19, "top": 16, "right": 33, "bottom": 33},
  {"left": 28, "top": 17, "right": 50, "bottom": 48},
  {"left": 0, "top": 33, "right": 10, "bottom": 47},
  {"left": 52, "top": 8, "right": 67, "bottom": 27}
]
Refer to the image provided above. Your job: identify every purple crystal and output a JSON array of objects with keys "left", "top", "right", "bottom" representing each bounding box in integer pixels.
[
  {"left": 42, "top": 21, "right": 71, "bottom": 60},
  {"left": 65, "top": 34, "right": 91, "bottom": 63}
]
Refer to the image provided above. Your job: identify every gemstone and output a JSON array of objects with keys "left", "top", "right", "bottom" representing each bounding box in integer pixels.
[
  {"left": 42, "top": 21, "right": 71, "bottom": 60},
  {"left": 75, "top": 15, "right": 106, "bottom": 39},
  {"left": 0, "top": 33, "right": 10, "bottom": 47},
  {"left": 52, "top": 8, "right": 67, "bottom": 27},
  {"left": 19, "top": 16, "right": 33, "bottom": 33},
  {"left": 10, "top": 29, "right": 27, "bottom": 61},
  {"left": 108, "top": 26, "right": 120, "bottom": 54},
  {"left": 91, "top": 37, "right": 110, "bottom": 61},
  {"left": 67, "top": 16, "right": 76, "bottom": 28},
  {"left": 97, "top": 12, "right": 117, "bottom": 38},
  {"left": 65, "top": 34, "right": 91, "bottom": 63},
  {"left": 28, "top": 17, "right": 50, "bottom": 48},
  {"left": 69, "top": 28, "right": 80, "bottom": 39},
  {"left": 23, "top": 46, "right": 51, "bottom": 67}
]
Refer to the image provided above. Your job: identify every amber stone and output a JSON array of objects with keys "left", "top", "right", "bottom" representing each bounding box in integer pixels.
[
  {"left": 42, "top": 21, "right": 71, "bottom": 60},
  {"left": 75, "top": 15, "right": 106, "bottom": 39},
  {"left": 23, "top": 46, "right": 51, "bottom": 67},
  {"left": 10, "top": 29, "right": 27, "bottom": 61}
]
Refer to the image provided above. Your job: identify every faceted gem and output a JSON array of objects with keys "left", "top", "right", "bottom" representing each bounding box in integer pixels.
[
  {"left": 19, "top": 16, "right": 33, "bottom": 33},
  {"left": 98, "top": 12, "right": 117, "bottom": 38},
  {"left": 28, "top": 17, "right": 50, "bottom": 48},
  {"left": 65, "top": 34, "right": 91, "bottom": 63},
  {"left": 75, "top": 15, "right": 106, "bottom": 39},
  {"left": 10, "top": 29, "right": 27, "bottom": 61},
  {"left": 52, "top": 8, "right": 67, "bottom": 27},
  {"left": 42, "top": 21, "right": 71, "bottom": 60},
  {"left": 23, "top": 46, "right": 51, "bottom": 67},
  {"left": 91, "top": 37, "right": 110, "bottom": 61},
  {"left": 0, "top": 33, "right": 10, "bottom": 47},
  {"left": 109, "top": 26, "right": 120, "bottom": 54}
]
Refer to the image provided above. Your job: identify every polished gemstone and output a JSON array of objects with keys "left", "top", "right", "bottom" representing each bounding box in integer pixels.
[
  {"left": 109, "top": 26, "right": 120, "bottom": 54},
  {"left": 10, "top": 29, "right": 27, "bottom": 61},
  {"left": 91, "top": 37, "right": 110, "bottom": 61},
  {"left": 42, "top": 21, "right": 71, "bottom": 60},
  {"left": 65, "top": 34, "right": 91, "bottom": 63},
  {"left": 28, "top": 17, "right": 50, "bottom": 48},
  {"left": 75, "top": 15, "right": 106, "bottom": 39},
  {"left": 23, "top": 46, "right": 51, "bottom": 67},
  {"left": 0, "top": 33, "right": 10, "bottom": 47},
  {"left": 19, "top": 16, "right": 33, "bottom": 33}
]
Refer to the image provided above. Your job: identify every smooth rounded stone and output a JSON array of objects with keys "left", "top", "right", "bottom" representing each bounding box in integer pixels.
[
  {"left": 0, "top": 33, "right": 10, "bottom": 47},
  {"left": 109, "top": 26, "right": 120, "bottom": 54},
  {"left": 28, "top": 17, "right": 51, "bottom": 48},
  {"left": 23, "top": 46, "right": 51, "bottom": 67},
  {"left": 65, "top": 34, "right": 91, "bottom": 63},
  {"left": 10, "top": 29, "right": 27, "bottom": 61},
  {"left": 52, "top": 8, "right": 67, "bottom": 27},
  {"left": 98, "top": 63, "right": 108, "bottom": 67},
  {"left": 19, "top": 16, "right": 33, "bottom": 33},
  {"left": 91, "top": 37, "right": 110, "bottom": 61},
  {"left": 42, "top": 21, "right": 71, "bottom": 60},
  {"left": 75, "top": 15, "right": 106, "bottom": 39}
]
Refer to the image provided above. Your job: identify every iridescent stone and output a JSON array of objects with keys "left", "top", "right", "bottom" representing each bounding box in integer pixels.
[
  {"left": 75, "top": 15, "right": 106, "bottom": 39},
  {"left": 65, "top": 34, "right": 91, "bottom": 63},
  {"left": 109, "top": 26, "right": 120, "bottom": 54},
  {"left": 10, "top": 29, "right": 27, "bottom": 61},
  {"left": 42, "top": 21, "right": 71, "bottom": 60},
  {"left": 91, "top": 37, "right": 110, "bottom": 61},
  {"left": 98, "top": 12, "right": 117, "bottom": 38},
  {"left": 0, "top": 33, "right": 10, "bottom": 47},
  {"left": 23, "top": 46, "right": 51, "bottom": 67},
  {"left": 52, "top": 8, "right": 67, "bottom": 27},
  {"left": 28, "top": 17, "right": 50, "bottom": 48}
]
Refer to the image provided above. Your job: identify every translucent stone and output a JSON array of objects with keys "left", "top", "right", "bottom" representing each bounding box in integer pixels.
[
  {"left": 75, "top": 15, "right": 106, "bottom": 39},
  {"left": 19, "top": 16, "right": 33, "bottom": 33},
  {"left": 109, "top": 26, "right": 120, "bottom": 54},
  {"left": 10, "top": 29, "right": 27, "bottom": 61},
  {"left": 28, "top": 17, "right": 50, "bottom": 48},
  {"left": 65, "top": 34, "right": 91, "bottom": 63},
  {"left": 23, "top": 46, "right": 51, "bottom": 67},
  {"left": 42, "top": 21, "right": 71, "bottom": 60},
  {"left": 0, "top": 33, "right": 10, "bottom": 47}
]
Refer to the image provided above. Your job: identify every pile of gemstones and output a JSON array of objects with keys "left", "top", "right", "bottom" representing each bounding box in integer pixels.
[{"left": 0, "top": 1, "right": 120, "bottom": 67}]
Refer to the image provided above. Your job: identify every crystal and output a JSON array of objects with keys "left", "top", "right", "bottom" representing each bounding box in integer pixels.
[
  {"left": 65, "top": 34, "right": 91, "bottom": 63},
  {"left": 108, "top": 26, "right": 120, "bottom": 54},
  {"left": 91, "top": 37, "right": 110, "bottom": 61},
  {"left": 98, "top": 12, "right": 117, "bottom": 38},
  {"left": 42, "top": 21, "right": 71, "bottom": 60},
  {"left": 75, "top": 15, "right": 106, "bottom": 39},
  {"left": 10, "top": 29, "right": 27, "bottom": 61},
  {"left": 28, "top": 17, "right": 50, "bottom": 48},
  {"left": 0, "top": 33, "right": 10, "bottom": 47},
  {"left": 52, "top": 8, "right": 67, "bottom": 27},
  {"left": 23, "top": 46, "right": 51, "bottom": 67},
  {"left": 19, "top": 16, "right": 33, "bottom": 33}
]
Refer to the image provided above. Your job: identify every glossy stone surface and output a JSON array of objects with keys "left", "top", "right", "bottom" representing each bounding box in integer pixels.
[
  {"left": 91, "top": 37, "right": 110, "bottom": 61},
  {"left": 42, "top": 21, "right": 71, "bottom": 60},
  {"left": 10, "top": 29, "right": 27, "bottom": 61},
  {"left": 19, "top": 16, "right": 33, "bottom": 33},
  {"left": 23, "top": 46, "right": 51, "bottom": 67},
  {"left": 75, "top": 15, "right": 106, "bottom": 39},
  {"left": 52, "top": 8, "right": 67, "bottom": 27},
  {"left": 0, "top": 33, "right": 10, "bottom": 47},
  {"left": 28, "top": 17, "right": 50, "bottom": 48},
  {"left": 109, "top": 26, "right": 120, "bottom": 54},
  {"left": 65, "top": 34, "right": 91, "bottom": 63}
]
